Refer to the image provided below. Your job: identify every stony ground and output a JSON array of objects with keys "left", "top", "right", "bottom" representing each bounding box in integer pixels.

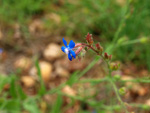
[{"left": 0, "top": 20, "right": 150, "bottom": 113}]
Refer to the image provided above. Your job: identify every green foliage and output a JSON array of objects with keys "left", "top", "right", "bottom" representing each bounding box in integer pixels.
[
  {"left": 114, "top": 0, "right": 150, "bottom": 69},
  {"left": 0, "top": 99, "right": 21, "bottom": 112},
  {"left": 0, "top": 0, "right": 44, "bottom": 23},
  {"left": 35, "top": 59, "right": 46, "bottom": 96},
  {"left": 0, "top": 0, "right": 150, "bottom": 68},
  {"left": 66, "top": 71, "right": 79, "bottom": 86},
  {"left": 51, "top": 94, "right": 63, "bottom": 113},
  {"left": 23, "top": 98, "right": 40, "bottom": 113},
  {"left": 0, "top": 75, "right": 11, "bottom": 93}
]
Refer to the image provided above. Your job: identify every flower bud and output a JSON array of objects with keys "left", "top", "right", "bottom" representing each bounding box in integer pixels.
[
  {"left": 140, "top": 37, "right": 149, "bottom": 43},
  {"left": 104, "top": 52, "right": 109, "bottom": 59},
  {"left": 104, "top": 52, "right": 112, "bottom": 60},
  {"left": 96, "top": 43, "right": 103, "bottom": 53},
  {"left": 85, "top": 33, "right": 93, "bottom": 45},
  {"left": 74, "top": 43, "right": 82, "bottom": 48},
  {"left": 75, "top": 47, "right": 83, "bottom": 56},
  {"left": 108, "top": 55, "right": 112, "bottom": 60},
  {"left": 110, "top": 63, "right": 120, "bottom": 70},
  {"left": 76, "top": 47, "right": 86, "bottom": 61},
  {"left": 119, "top": 87, "right": 126, "bottom": 96}
]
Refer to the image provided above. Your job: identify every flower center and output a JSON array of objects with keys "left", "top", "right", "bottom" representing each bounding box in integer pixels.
[{"left": 64, "top": 48, "right": 69, "bottom": 54}]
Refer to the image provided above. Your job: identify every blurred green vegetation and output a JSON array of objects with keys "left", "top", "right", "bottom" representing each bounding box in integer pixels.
[
  {"left": 0, "top": 0, "right": 150, "bottom": 113},
  {"left": 0, "top": 0, "right": 149, "bottom": 69}
]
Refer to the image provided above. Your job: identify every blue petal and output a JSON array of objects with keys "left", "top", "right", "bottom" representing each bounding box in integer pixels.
[
  {"left": 70, "top": 50, "right": 76, "bottom": 58},
  {"left": 61, "top": 46, "right": 66, "bottom": 53},
  {"left": 0, "top": 49, "right": 2, "bottom": 53},
  {"left": 63, "top": 38, "right": 67, "bottom": 47},
  {"left": 69, "top": 40, "right": 75, "bottom": 48},
  {"left": 68, "top": 53, "right": 72, "bottom": 61}
]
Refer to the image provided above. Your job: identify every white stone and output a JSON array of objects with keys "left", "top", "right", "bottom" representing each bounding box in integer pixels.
[
  {"left": 43, "top": 43, "right": 63, "bottom": 61},
  {"left": 30, "top": 61, "right": 52, "bottom": 83}
]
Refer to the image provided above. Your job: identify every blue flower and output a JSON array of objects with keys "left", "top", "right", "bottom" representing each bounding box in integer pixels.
[
  {"left": 61, "top": 38, "right": 76, "bottom": 61},
  {"left": 0, "top": 48, "right": 2, "bottom": 54}
]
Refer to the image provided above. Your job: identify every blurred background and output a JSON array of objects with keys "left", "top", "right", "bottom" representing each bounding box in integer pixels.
[{"left": 0, "top": 0, "right": 150, "bottom": 113}]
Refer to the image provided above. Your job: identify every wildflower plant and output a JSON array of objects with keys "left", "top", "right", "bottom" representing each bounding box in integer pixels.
[
  {"left": 61, "top": 33, "right": 129, "bottom": 113},
  {"left": 61, "top": 33, "right": 113, "bottom": 63}
]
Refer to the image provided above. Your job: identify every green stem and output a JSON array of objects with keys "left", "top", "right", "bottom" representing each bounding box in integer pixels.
[
  {"left": 78, "top": 77, "right": 150, "bottom": 83},
  {"left": 108, "top": 78, "right": 129, "bottom": 113},
  {"left": 106, "top": 0, "right": 131, "bottom": 53},
  {"left": 113, "top": 0, "right": 130, "bottom": 44},
  {"left": 81, "top": 43, "right": 99, "bottom": 54},
  {"left": 106, "top": 61, "right": 129, "bottom": 113},
  {"left": 78, "top": 77, "right": 107, "bottom": 83}
]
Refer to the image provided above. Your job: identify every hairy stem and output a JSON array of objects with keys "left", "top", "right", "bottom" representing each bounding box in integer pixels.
[
  {"left": 106, "top": 61, "right": 129, "bottom": 113},
  {"left": 82, "top": 43, "right": 129, "bottom": 113},
  {"left": 80, "top": 43, "right": 99, "bottom": 54},
  {"left": 109, "top": 78, "right": 129, "bottom": 113}
]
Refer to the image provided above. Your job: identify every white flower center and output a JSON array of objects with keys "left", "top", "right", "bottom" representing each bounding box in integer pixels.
[{"left": 64, "top": 48, "right": 69, "bottom": 54}]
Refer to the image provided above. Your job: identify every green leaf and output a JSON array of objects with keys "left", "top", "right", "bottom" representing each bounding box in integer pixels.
[
  {"left": 23, "top": 98, "right": 40, "bottom": 113},
  {"left": 1, "top": 99, "right": 21, "bottom": 112},
  {"left": 9, "top": 76, "right": 17, "bottom": 98},
  {"left": 51, "top": 94, "right": 63, "bottom": 113},
  {"left": 66, "top": 71, "right": 79, "bottom": 86},
  {"left": 35, "top": 59, "right": 46, "bottom": 96},
  {"left": 0, "top": 75, "right": 11, "bottom": 93},
  {"left": 17, "top": 85, "right": 27, "bottom": 100}
]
